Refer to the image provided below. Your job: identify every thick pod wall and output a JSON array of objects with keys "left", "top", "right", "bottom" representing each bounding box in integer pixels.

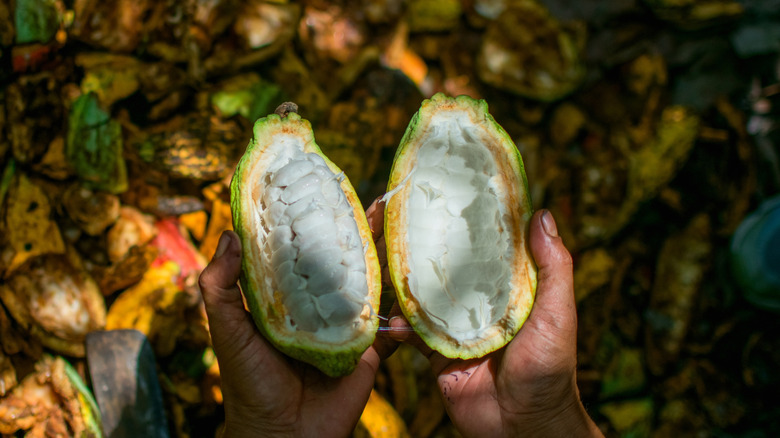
[
  {"left": 230, "top": 111, "right": 381, "bottom": 377},
  {"left": 384, "top": 93, "right": 537, "bottom": 359}
]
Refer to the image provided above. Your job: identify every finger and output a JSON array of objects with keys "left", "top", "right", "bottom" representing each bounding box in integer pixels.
[
  {"left": 492, "top": 210, "right": 580, "bottom": 409},
  {"left": 375, "top": 235, "right": 392, "bottom": 289},
  {"left": 366, "top": 198, "right": 393, "bottom": 291},
  {"left": 372, "top": 318, "right": 400, "bottom": 361},
  {"left": 387, "top": 314, "right": 421, "bottom": 344},
  {"left": 200, "top": 231, "right": 243, "bottom": 312},
  {"left": 365, "top": 196, "right": 385, "bottom": 241},
  {"left": 357, "top": 346, "right": 382, "bottom": 377},
  {"left": 526, "top": 209, "right": 577, "bottom": 337},
  {"left": 386, "top": 314, "right": 460, "bottom": 373},
  {"left": 386, "top": 300, "right": 403, "bottom": 320},
  {"left": 198, "top": 231, "right": 257, "bottom": 357},
  {"left": 505, "top": 209, "right": 577, "bottom": 377}
]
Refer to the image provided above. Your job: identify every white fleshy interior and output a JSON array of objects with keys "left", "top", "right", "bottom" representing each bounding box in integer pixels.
[
  {"left": 250, "top": 134, "right": 369, "bottom": 338},
  {"left": 406, "top": 112, "right": 512, "bottom": 340}
]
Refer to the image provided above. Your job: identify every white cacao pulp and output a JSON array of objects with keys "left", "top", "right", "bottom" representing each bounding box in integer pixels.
[
  {"left": 254, "top": 141, "right": 370, "bottom": 333},
  {"left": 405, "top": 115, "right": 513, "bottom": 337},
  {"left": 385, "top": 93, "right": 537, "bottom": 359},
  {"left": 231, "top": 111, "right": 380, "bottom": 377}
]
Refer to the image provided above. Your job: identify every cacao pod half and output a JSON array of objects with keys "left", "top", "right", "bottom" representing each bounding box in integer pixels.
[
  {"left": 385, "top": 93, "right": 537, "bottom": 359},
  {"left": 230, "top": 109, "right": 381, "bottom": 377}
]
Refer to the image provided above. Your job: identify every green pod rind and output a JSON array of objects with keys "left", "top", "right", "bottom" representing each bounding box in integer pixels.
[
  {"left": 230, "top": 112, "right": 382, "bottom": 377},
  {"left": 385, "top": 93, "right": 537, "bottom": 359}
]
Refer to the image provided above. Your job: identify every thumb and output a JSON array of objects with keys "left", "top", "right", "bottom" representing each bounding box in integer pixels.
[
  {"left": 508, "top": 209, "right": 577, "bottom": 369},
  {"left": 528, "top": 209, "right": 576, "bottom": 336},
  {"left": 198, "top": 231, "right": 257, "bottom": 357}
]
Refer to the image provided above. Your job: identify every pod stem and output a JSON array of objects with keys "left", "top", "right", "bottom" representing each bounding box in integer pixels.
[{"left": 274, "top": 102, "right": 299, "bottom": 118}]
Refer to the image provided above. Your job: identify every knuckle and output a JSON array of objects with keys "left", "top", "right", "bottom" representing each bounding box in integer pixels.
[{"left": 198, "top": 267, "right": 216, "bottom": 293}]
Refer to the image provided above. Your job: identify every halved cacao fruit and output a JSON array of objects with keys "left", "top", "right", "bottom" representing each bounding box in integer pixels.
[
  {"left": 230, "top": 108, "right": 381, "bottom": 377},
  {"left": 384, "top": 93, "right": 537, "bottom": 359}
]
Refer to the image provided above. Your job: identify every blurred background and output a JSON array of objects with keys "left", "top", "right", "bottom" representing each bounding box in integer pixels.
[{"left": 1, "top": 0, "right": 779, "bottom": 436}]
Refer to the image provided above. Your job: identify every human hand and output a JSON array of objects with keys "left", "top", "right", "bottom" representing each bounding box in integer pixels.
[
  {"left": 199, "top": 230, "right": 397, "bottom": 438},
  {"left": 382, "top": 207, "right": 603, "bottom": 438}
]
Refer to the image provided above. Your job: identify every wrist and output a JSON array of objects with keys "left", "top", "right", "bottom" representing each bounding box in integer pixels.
[
  {"left": 537, "top": 396, "right": 602, "bottom": 438},
  {"left": 506, "top": 380, "right": 603, "bottom": 438},
  {"left": 220, "top": 405, "right": 295, "bottom": 438},
  {"left": 221, "top": 422, "right": 295, "bottom": 438}
]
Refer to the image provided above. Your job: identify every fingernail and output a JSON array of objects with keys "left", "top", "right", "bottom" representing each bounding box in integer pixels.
[
  {"left": 541, "top": 210, "right": 558, "bottom": 237},
  {"left": 213, "top": 232, "right": 231, "bottom": 259}
]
